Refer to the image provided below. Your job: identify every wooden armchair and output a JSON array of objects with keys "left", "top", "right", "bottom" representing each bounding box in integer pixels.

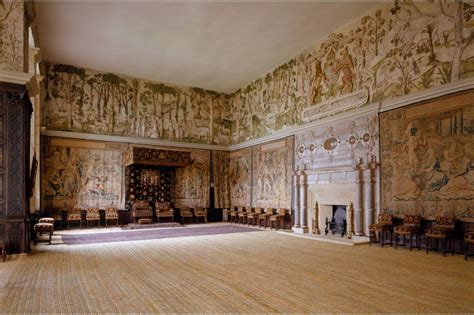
[
  {"left": 425, "top": 216, "right": 455, "bottom": 256},
  {"left": 259, "top": 207, "right": 274, "bottom": 228},
  {"left": 238, "top": 207, "right": 253, "bottom": 224},
  {"left": 155, "top": 202, "right": 174, "bottom": 223},
  {"left": 67, "top": 208, "right": 82, "bottom": 228},
  {"left": 180, "top": 207, "right": 193, "bottom": 224},
  {"left": 247, "top": 207, "right": 262, "bottom": 226},
  {"left": 369, "top": 214, "right": 394, "bottom": 247},
  {"left": 132, "top": 200, "right": 152, "bottom": 223},
  {"left": 105, "top": 207, "right": 119, "bottom": 227},
  {"left": 394, "top": 215, "right": 421, "bottom": 250},
  {"left": 193, "top": 207, "right": 207, "bottom": 223},
  {"left": 230, "top": 207, "right": 242, "bottom": 224},
  {"left": 269, "top": 208, "right": 287, "bottom": 230},
  {"left": 86, "top": 208, "right": 101, "bottom": 228}
]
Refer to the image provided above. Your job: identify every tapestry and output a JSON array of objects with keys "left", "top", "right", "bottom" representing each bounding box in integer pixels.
[
  {"left": 175, "top": 150, "right": 210, "bottom": 208},
  {"left": 42, "top": 62, "right": 231, "bottom": 145},
  {"left": 380, "top": 90, "right": 474, "bottom": 218},
  {"left": 230, "top": 2, "right": 474, "bottom": 144},
  {"left": 228, "top": 148, "right": 252, "bottom": 207},
  {"left": 0, "top": 1, "right": 23, "bottom": 72},
  {"left": 212, "top": 151, "right": 230, "bottom": 208},
  {"left": 41, "top": 139, "right": 124, "bottom": 209},
  {"left": 126, "top": 165, "right": 174, "bottom": 203},
  {"left": 252, "top": 137, "right": 293, "bottom": 209}
]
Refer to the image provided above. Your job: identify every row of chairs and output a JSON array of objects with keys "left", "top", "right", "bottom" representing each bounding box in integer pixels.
[
  {"left": 179, "top": 207, "right": 208, "bottom": 224},
  {"left": 47, "top": 207, "right": 120, "bottom": 229},
  {"left": 224, "top": 207, "right": 289, "bottom": 230},
  {"left": 131, "top": 200, "right": 208, "bottom": 224},
  {"left": 369, "top": 214, "right": 474, "bottom": 259}
]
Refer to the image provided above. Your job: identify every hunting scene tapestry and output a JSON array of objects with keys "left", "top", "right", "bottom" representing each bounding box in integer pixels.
[
  {"left": 174, "top": 150, "right": 210, "bottom": 208},
  {"left": 380, "top": 90, "right": 474, "bottom": 218},
  {"left": 252, "top": 137, "right": 293, "bottom": 209},
  {"left": 41, "top": 139, "right": 124, "bottom": 210},
  {"left": 228, "top": 148, "right": 252, "bottom": 207}
]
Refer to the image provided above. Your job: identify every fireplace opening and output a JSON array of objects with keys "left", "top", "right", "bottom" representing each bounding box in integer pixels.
[{"left": 324, "top": 205, "right": 347, "bottom": 237}]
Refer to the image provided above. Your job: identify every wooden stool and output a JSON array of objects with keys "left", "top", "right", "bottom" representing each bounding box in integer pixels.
[
  {"left": 0, "top": 241, "right": 7, "bottom": 262},
  {"left": 34, "top": 223, "right": 54, "bottom": 245},
  {"left": 138, "top": 218, "right": 152, "bottom": 225},
  {"left": 39, "top": 217, "right": 55, "bottom": 224}
]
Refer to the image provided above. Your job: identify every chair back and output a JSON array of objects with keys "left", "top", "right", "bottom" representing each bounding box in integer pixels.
[
  {"left": 132, "top": 200, "right": 150, "bottom": 211},
  {"left": 277, "top": 208, "right": 287, "bottom": 215},
  {"left": 265, "top": 207, "right": 274, "bottom": 215},
  {"left": 86, "top": 208, "right": 100, "bottom": 219},
  {"left": 67, "top": 208, "right": 82, "bottom": 220},
  {"left": 105, "top": 207, "right": 118, "bottom": 214},
  {"left": 105, "top": 207, "right": 119, "bottom": 219},
  {"left": 194, "top": 207, "right": 206, "bottom": 216},
  {"left": 181, "top": 207, "right": 192, "bottom": 215},
  {"left": 254, "top": 207, "right": 262, "bottom": 214},
  {"left": 155, "top": 201, "right": 170, "bottom": 213},
  {"left": 378, "top": 214, "right": 393, "bottom": 225},
  {"left": 403, "top": 215, "right": 421, "bottom": 226},
  {"left": 435, "top": 216, "right": 455, "bottom": 228}
]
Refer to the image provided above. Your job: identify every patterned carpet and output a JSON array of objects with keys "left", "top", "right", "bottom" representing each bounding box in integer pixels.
[{"left": 1, "top": 227, "right": 473, "bottom": 313}]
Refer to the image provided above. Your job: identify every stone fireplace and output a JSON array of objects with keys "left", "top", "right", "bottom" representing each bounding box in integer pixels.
[{"left": 292, "top": 112, "right": 380, "bottom": 237}]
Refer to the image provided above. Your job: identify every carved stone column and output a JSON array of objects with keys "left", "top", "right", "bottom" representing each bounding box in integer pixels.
[
  {"left": 292, "top": 171, "right": 301, "bottom": 229},
  {"left": 355, "top": 159, "right": 365, "bottom": 236},
  {"left": 300, "top": 169, "right": 308, "bottom": 230},
  {"left": 312, "top": 201, "right": 320, "bottom": 234},
  {"left": 365, "top": 156, "right": 377, "bottom": 235}
]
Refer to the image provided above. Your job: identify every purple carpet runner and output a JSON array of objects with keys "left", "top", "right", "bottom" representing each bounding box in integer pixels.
[{"left": 61, "top": 225, "right": 261, "bottom": 245}]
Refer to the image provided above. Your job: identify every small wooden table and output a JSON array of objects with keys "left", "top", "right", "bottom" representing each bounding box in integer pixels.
[{"left": 0, "top": 241, "right": 7, "bottom": 262}]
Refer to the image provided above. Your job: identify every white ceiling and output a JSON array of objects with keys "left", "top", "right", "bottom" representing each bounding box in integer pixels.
[{"left": 35, "top": 1, "right": 379, "bottom": 94}]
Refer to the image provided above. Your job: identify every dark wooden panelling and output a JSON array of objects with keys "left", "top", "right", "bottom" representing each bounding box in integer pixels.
[{"left": 0, "top": 83, "right": 32, "bottom": 254}]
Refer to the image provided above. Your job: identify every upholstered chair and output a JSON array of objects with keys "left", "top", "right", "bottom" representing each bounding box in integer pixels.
[
  {"left": 180, "top": 207, "right": 193, "bottom": 224},
  {"left": 258, "top": 208, "right": 274, "bottom": 228},
  {"left": 230, "top": 207, "right": 242, "bottom": 224},
  {"left": 86, "top": 208, "right": 101, "bottom": 228},
  {"left": 425, "top": 216, "right": 455, "bottom": 256},
  {"left": 393, "top": 215, "right": 422, "bottom": 250},
  {"left": 155, "top": 201, "right": 174, "bottom": 223},
  {"left": 132, "top": 200, "right": 153, "bottom": 223},
  {"left": 222, "top": 208, "right": 232, "bottom": 222},
  {"left": 369, "top": 214, "right": 394, "bottom": 247},
  {"left": 50, "top": 209, "right": 64, "bottom": 229},
  {"left": 238, "top": 207, "right": 253, "bottom": 224},
  {"left": 464, "top": 232, "right": 474, "bottom": 260},
  {"left": 269, "top": 208, "right": 287, "bottom": 230},
  {"left": 246, "top": 207, "right": 262, "bottom": 226},
  {"left": 193, "top": 207, "right": 207, "bottom": 223},
  {"left": 105, "top": 207, "right": 119, "bottom": 227},
  {"left": 67, "top": 208, "right": 82, "bottom": 229}
]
